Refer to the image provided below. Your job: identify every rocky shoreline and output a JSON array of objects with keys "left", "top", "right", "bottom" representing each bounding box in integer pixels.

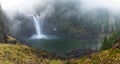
[{"left": 59, "top": 48, "right": 98, "bottom": 59}]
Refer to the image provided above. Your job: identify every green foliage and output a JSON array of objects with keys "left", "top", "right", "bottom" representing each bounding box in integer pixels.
[
  {"left": 0, "top": 44, "right": 63, "bottom": 64},
  {"left": 101, "top": 29, "right": 120, "bottom": 50},
  {"left": 0, "top": 60, "right": 14, "bottom": 64},
  {"left": 100, "top": 35, "right": 112, "bottom": 50},
  {"left": 0, "top": 43, "right": 120, "bottom": 64},
  {"left": 70, "top": 49, "right": 120, "bottom": 64}
]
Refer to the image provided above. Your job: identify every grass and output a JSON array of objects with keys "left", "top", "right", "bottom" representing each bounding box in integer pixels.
[
  {"left": 69, "top": 48, "right": 120, "bottom": 64},
  {"left": 0, "top": 43, "right": 63, "bottom": 64},
  {"left": 0, "top": 42, "right": 120, "bottom": 64}
]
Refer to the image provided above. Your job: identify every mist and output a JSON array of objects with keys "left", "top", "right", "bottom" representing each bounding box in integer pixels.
[
  {"left": 1, "top": 0, "right": 120, "bottom": 55},
  {"left": 80, "top": 0, "right": 120, "bottom": 13},
  {"left": 1, "top": 0, "right": 120, "bottom": 40},
  {"left": 1, "top": 0, "right": 120, "bottom": 21},
  {"left": 1, "top": 0, "right": 120, "bottom": 13},
  {"left": 0, "top": 0, "right": 54, "bottom": 14}
]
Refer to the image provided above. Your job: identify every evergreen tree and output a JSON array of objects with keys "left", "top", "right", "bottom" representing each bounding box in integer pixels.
[{"left": 101, "top": 29, "right": 120, "bottom": 50}]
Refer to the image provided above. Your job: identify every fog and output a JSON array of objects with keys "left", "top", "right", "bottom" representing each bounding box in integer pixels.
[
  {"left": 1, "top": 0, "right": 120, "bottom": 13},
  {"left": 1, "top": 0, "right": 120, "bottom": 20},
  {"left": 0, "top": 0, "right": 54, "bottom": 14},
  {"left": 1, "top": 0, "right": 120, "bottom": 39},
  {"left": 80, "top": 0, "right": 120, "bottom": 12},
  {"left": 0, "top": 0, "right": 55, "bottom": 38}
]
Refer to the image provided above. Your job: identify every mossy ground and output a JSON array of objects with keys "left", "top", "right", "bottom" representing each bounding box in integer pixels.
[
  {"left": 0, "top": 43, "right": 120, "bottom": 64},
  {"left": 69, "top": 48, "right": 120, "bottom": 64},
  {"left": 0, "top": 43, "right": 64, "bottom": 64}
]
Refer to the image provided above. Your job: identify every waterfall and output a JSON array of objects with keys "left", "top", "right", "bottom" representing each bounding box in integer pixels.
[
  {"left": 31, "top": 15, "right": 47, "bottom": 39},
  {"left": 33, "top": 15, "right": 41, "bottom": 36}
]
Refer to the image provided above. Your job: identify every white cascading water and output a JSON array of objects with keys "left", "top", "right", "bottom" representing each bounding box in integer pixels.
[{"left": 31, "top": 15, "right": 47, "bottom": 39}]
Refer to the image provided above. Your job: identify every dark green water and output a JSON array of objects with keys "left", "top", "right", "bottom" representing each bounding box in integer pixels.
[{"left": 26, "top": 38, "right": 101, "bottom": 54}]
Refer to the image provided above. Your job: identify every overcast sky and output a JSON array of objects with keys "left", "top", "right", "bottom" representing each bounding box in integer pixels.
[
  {"left": 1, "top": 0, "right": 120, "bottom": 13},
  {"left": 0, "top": 0, "right": 54, "bottom": 14}
]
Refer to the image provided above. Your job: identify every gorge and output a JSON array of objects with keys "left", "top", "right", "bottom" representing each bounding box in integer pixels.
[
  {"left": 1, "top": 0, "right": 120, "bottom": 64},
  {"left": 1, "top": 0, "right": 120, "bottom": 54}
]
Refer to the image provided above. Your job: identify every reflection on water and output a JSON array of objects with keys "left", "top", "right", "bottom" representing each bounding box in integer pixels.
[{"left": 26, "top": 38, "right": 101, "bottom": 54}]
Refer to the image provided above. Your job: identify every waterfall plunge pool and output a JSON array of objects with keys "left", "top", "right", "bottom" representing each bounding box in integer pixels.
[
  {"left": 26, "top": 37, "right": 101, "bottom": 54},
  {"left": 27, "top": 14, "right": 101, "bottom": 54}
]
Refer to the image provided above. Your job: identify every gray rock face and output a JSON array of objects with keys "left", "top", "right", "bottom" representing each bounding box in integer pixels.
[{"left": 0, "top": 6, "right": 8, "bottom": 42}]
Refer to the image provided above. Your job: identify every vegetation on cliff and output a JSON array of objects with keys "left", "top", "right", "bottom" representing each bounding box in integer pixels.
[
  {"left": 69, "top": 48, "right": 120, "bottom": 64},
  {"left": 0, "top": 43, "right": 120, "bottom": 64},
  {"left": 0, "top": 43, "right": 65, "bottom": 64},
  {"left": 0, "top": 3, "right": 120, "bottom": 64},
  {"left": 101, "top": 29, "right": 120, "bottom": 50},
  {"left": 0, "top": 31, "right": 119, "bottom": 64}
]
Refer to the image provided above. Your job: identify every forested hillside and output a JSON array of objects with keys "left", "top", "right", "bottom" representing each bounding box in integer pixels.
[
  {"left": 8, "top": 1, "right": 120, "bottom": 42},
  {"left": 0, "top": 0, "right": 120, "bottom": 64}
]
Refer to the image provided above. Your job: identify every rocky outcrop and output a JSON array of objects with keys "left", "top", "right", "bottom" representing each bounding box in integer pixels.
[
  {"left": 113, "top": 43, "right": 120, "bottom": 49},
  {"left": 61, "top": 49, "right": 98, "bottom": 59},
  {"left": 0, "top": 6, "right": 8, "bottom": 43}
]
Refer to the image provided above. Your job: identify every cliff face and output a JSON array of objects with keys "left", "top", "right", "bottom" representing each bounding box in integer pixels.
[{"left": 0, "top": 6, "right": 8, "bottom": 43}]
